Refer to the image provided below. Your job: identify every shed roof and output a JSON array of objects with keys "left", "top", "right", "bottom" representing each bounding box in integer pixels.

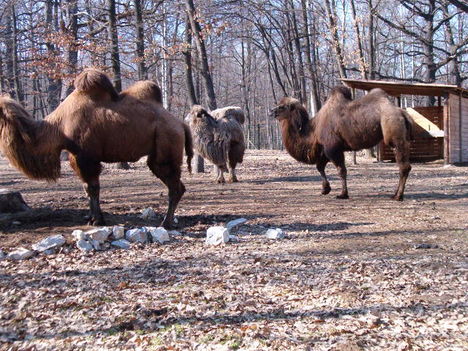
[{"left": 341, "top": 79, "right": 468, "bottom": 98}]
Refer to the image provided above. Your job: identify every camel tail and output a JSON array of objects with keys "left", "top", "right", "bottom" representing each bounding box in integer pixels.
[
  {"left": 74, "top": 69, "right": 119, "bottom": 101},
  {"left": 183, "top": 123, "right": 194, "bottom": 174},
  {"left": 0, "top": 97, "right": 61, "bottom": 181},
  {"left": 402, "top": 110, "right": 415, "bottom": 141}
]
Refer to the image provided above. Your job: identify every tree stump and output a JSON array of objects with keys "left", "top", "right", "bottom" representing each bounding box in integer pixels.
[{"left": 0, "top": 189, "right": 31, "bottom": 213}]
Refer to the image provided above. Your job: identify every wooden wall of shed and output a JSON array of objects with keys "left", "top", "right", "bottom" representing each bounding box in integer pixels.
[
  {"left": 379, "top": 106, "right": 444, "bottom": 162},
  {"left": 446, "top": 94, "right": 468, "bottom": 163}
]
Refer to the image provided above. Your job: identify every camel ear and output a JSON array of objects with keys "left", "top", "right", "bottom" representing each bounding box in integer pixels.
[{"left": 291, "top": 105, "right": 309, "bottom": 134}]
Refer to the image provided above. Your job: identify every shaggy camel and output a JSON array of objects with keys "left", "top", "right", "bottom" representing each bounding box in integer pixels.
[
  {"left": 187, "top": 105, "right": 245, "bottom": 183},
  {"left": 0, "top": 69, "right": 193, "bottom": 228},
  {"left": 271, "top": 86, "right": 413, "bottom": 200}
]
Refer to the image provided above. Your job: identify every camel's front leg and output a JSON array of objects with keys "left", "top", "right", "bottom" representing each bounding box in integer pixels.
[
  {"left": 69, "top": 154, "right": 104, "bottom": 225},
  {"left": 83, "top": 179, "right": 105, "bottom": 225},
  {"left": 325, "top": 148, "right": 349, "bottom": 199},
  {"left": 228, "top": 167, "right": 238, "bottom": 183},
  {"left": 316, "top": 155, "right": 331, "bottom": 195},
  {"left": 215, "top": 165, "right": 226, "bottom": 183}
]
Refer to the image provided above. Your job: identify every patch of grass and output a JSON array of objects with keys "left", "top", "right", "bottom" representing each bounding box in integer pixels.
[
  {"left": 172, "top": 323, "right": 185, "bottom": 337},
  {"left": 199, "top": 333, "right": 215, "bottom": 344}
]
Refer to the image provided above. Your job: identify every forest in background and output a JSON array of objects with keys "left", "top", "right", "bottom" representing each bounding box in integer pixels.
[{"left": 0, "top": 0, "right": 467, "bottom": 150}]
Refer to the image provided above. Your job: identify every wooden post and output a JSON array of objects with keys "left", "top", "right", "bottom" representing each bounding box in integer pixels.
[{"left": 443, "top": 100, "right": 449, "bottom": 164}]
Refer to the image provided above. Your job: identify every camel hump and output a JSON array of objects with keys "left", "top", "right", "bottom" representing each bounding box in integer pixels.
[
  {"left": 212, "top": 106, "right": 245, "bottom": 125},
  {"left": 331, "top": 86, "right": 352, "bottom": 100},
  {"left": 123, "top": 81, "right": 162, "bottom": 103},
  {"left": 74, "top": 69, "right": 119, "bottom": 101},
  {"left": 369, "top": 88, "right": 388, "bottom": 98}
]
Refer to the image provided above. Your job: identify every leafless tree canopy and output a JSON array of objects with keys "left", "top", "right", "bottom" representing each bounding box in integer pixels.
[{"left": 0, "top": 0, "right": 466, "bottom": 148}]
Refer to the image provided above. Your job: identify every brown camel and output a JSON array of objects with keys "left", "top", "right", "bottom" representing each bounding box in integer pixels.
[
  {"left": 271, "top": 86, "right": 413, "bottom": 200},
  {"left": 0, "top": 69, "right": 193, "bottom": 228},
  {"left": 187, "top": 105, "right": 245, "bottom": 183}
]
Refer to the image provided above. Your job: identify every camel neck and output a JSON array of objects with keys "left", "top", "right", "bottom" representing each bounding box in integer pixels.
[{"left": 280, "top": 120, "right": 319, "bottom": 165}]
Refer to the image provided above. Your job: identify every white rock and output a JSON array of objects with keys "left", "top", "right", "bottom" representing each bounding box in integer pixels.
[
  {"left": 111, "top": 239, "right": 131, "bottom": 249},
  {"left": 112, "top": 226, "right": 125, "bottom": 239},
  {"left": 205, "top": 226, "right": 230, "bottom": 245},
  {"left": 86, "top": 227, "right": 111, "bottom": 243},
  {"left": 168, "top": 230, "right": 182, "bottom": 236},
  {"left": 76, "top": 239, "right": 93, "bottom": 252},
  {"left": 139, "top": 207, "right": 157, "bottom": 220},
  {"left": 90, "top": 239, "right": 101, "bottom": 250},
  {"left": 229, "top": 235, "right": 239, "bottom": 242},
  {"left": 7, "top": 248, "right": 35, "bottom": 260},
  {"left": 226, "top": 218, "right": 248, "bottom": 230},
  {"left": 72, "top": 229, "right": 87, "bottom": 241},
  {"left": 125, "top": 228, "right": 148, "bottom": 243},
  {"left": 148, "top": 227, "right": 170, "bottom": 244},
  {"left": 43, "top": 248, "right": 56, "bottom": 255},
  {"left": 265, "top": 228, "right": 285, "bottom": 240},
  {"left": 32, "top": 235, "right": 66, "bottom": 252}
]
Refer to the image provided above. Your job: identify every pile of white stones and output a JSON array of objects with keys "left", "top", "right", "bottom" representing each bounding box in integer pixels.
[
  {"left": 1, "top": 234, "right": 67, "bottom": 261},
  {"left": 0, "top": 225, "right": 176, "bottom": 261},
  {"left": 0, "top": 216, "right": 286, "bottom": 260},
  {"left": 72, "top": 225, "right": 173, "bottom": 252},
  {"left": 204, "top": 218, "right": 285, "bottom": 245}
]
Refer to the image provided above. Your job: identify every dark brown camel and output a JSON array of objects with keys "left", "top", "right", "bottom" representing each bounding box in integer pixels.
[
  {"left": 271, "top": 86, "right": 413, "bottom": 200},
  {"left": 0, "top": 69, "right": 193, "bottom": 228}
]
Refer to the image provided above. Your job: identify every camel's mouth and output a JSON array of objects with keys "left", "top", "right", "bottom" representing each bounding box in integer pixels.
[{"left": 269, "top": 106, "right": 281, "bottom": 119}]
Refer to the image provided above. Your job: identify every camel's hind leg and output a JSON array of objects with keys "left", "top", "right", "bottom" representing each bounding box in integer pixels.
[
  {"left": 69, "top": 154, "right": 104, "bottom": 225},
  {"left": 316, "top": 155, "right": 331, "bottom": 195},
  {"left": 228, "top": 159, "right": 238, "bottom": 183},
  {"left": 215, "top": 166, "right": 226, "bottom": 183},
  {"left": 147, "top": 156, "right": 185, "bottom": 229},
  {"left": 392, "top": 140, "right": 411, "bottom": 201}
]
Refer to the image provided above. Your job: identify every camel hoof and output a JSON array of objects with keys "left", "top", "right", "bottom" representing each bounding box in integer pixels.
[
  {"left": 217, "top": 179, "right": 226, "bottom": 184},
  {"left": 336, "top": 194, "right": 349, "bottom": 199},
  {"left": 321, "top": 186, "right": 331, "bottom": 195},
  {"left": 161, "top": 219, "right": 175, "bottom": 230},
  {"left": 88, "top": 217, "right": 105, "bottom": 226},
  {"left": 391, "top": 195, "right": 404, "bottom": 201},
  {"left": 229, "top": 177, "right": 239, "bottom": 183}
]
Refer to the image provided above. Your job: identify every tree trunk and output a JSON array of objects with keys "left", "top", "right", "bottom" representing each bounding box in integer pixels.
[
  {"left": 107, "top": 0, "right": 128, "bottom": 169},
  {"left": 185, "top": 0, "right": 217, "bottom": 110},
  {"left": 107, "top": 0, "right": 122, "bottom": 92},
  {"left": 46, "top": 0, "right": 62, "bottom": 110},
  {"left": 65, "top": 0, "right": 79, "bottom": 96},
  {"left": 5, "top": 6, "right": 23, "bottom": 102},
  {"left": 367, "top": 0, "right": 376, "bottom": 79},
  {"left": 350, "top": 0, "right": 367, "bottom": 79},
  {"left": 301, "top": 0, "right": 321, "bottom": 113},
  {"left": 134, "top": 0, "right": 147, "bottom": 80},
  {"left": 183, "top": 16, "right": 204, "bottom": 173},
  {"left": 324, "top": 0, "right": 347, "bottom": 78}
]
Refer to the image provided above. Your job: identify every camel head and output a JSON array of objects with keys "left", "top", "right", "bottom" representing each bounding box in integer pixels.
[
  {"left": 270, "top": 97, "right": 310, "bottom": 135},
  {"left": 187, "top": 105, "right": 217, "bottom": 129}
]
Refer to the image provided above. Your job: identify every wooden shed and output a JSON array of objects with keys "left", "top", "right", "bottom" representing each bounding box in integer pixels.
[{"left": 341, "top": 79, "right": 468, "bottom": 164}]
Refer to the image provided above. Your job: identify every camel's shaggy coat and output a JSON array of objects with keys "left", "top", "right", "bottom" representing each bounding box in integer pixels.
[
  {"left": 187, "top": 105, "right": 245, "bottom": 183},
  {"left": 0, "top": 69, "right": 193, "bottom": 228},
  {"left": 271, "top": 86, "right": 413, "bottom": 200}
]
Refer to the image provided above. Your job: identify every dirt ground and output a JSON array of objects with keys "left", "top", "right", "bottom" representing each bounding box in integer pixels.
[{"left": 0, "top": 150, "right": 467, "bottom": 350}]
